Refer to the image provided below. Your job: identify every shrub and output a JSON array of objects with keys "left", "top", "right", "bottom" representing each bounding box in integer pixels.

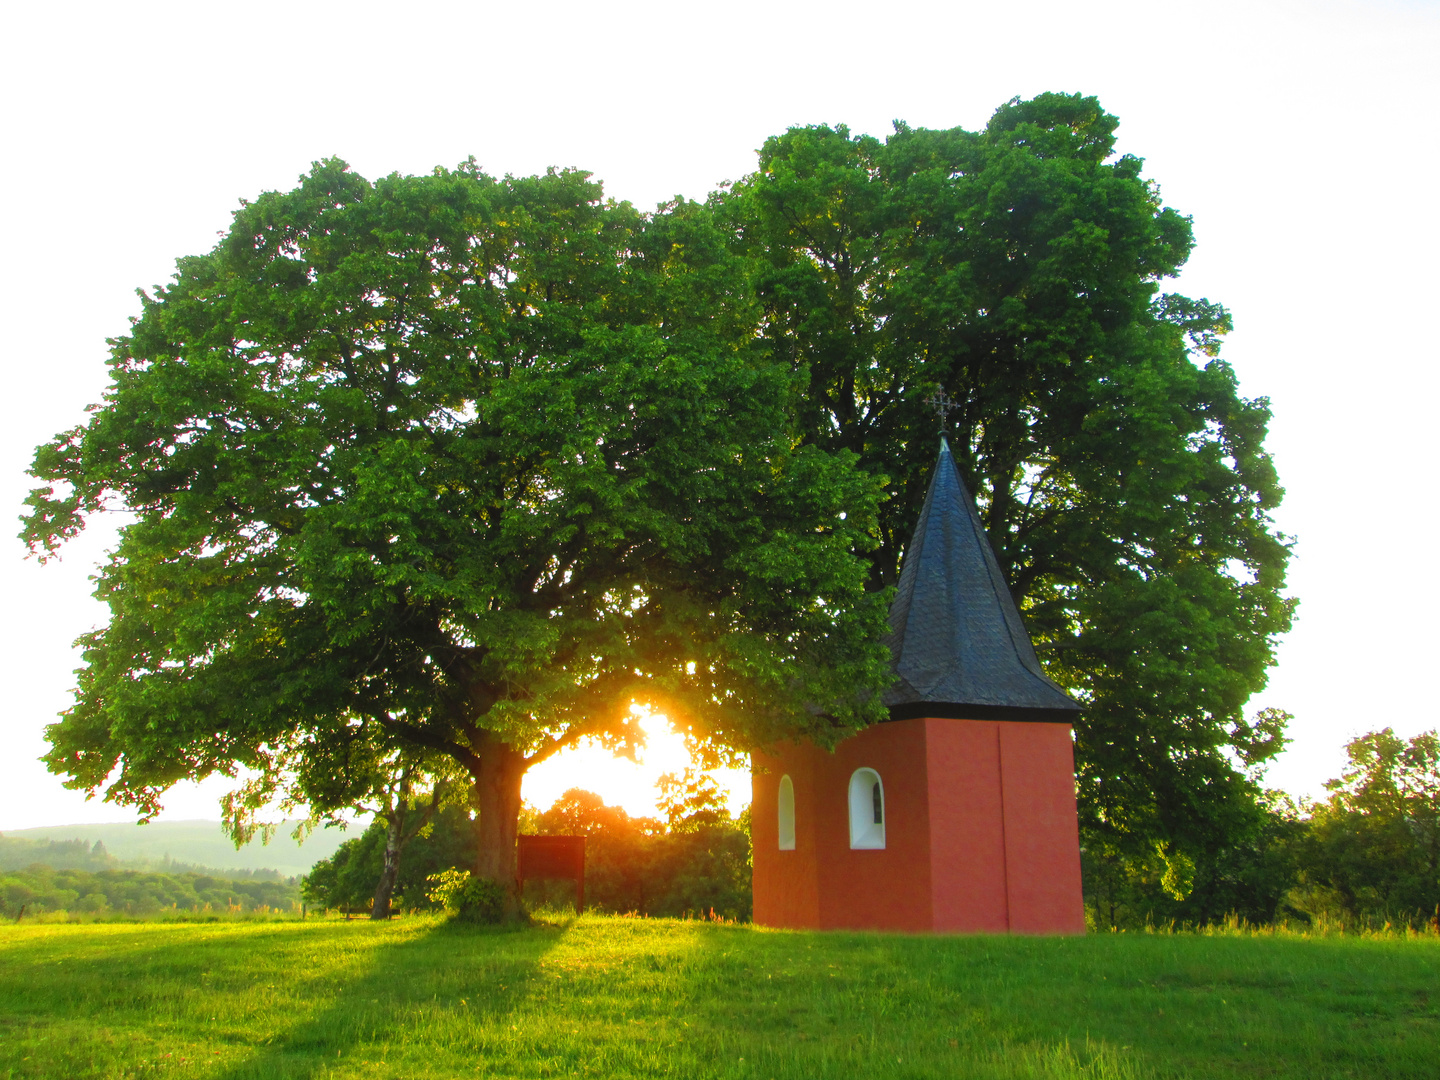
[{"left": 426, "top": 869, "right": 507, "bottom": 924}]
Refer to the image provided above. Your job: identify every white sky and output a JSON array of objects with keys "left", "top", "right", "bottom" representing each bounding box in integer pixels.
[{"left": 2, "top": 0, "right": 1436, "bottom": 831}]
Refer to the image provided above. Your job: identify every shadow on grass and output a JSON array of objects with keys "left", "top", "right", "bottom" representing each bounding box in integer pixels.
[
  {"left": 204, "top": 915, "right": 572, "bottom": 1080},
  {"left": 15, "top": 917, "right": 1433, "bottom": 1079}
]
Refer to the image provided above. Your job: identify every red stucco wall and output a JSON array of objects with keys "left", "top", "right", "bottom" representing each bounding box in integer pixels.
[
  {"left": 751, "top": 717, "right": 1084, "bottom": 935},
  {"left": 751, "top": 744, "right": 821, "bottom": 928},
  {"left": 813, "top": 720, "right": 933, "bottom": 932},
  {"left": 924, "top": 718, "right": 1010, "bottom": 932},
  {"left": 997, "top": 721, "right": 1087, "bottom": 934}
]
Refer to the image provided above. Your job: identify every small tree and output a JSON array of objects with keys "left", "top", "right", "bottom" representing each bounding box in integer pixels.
[
  {"left": 1303, "top": 728, "right": 1440, "bottom": 924},
  {"left": 303, "top": 800, "right": 477, "bottom": 915},
  {"left": 530, "top": 785, "right": 750, "bottom": 919},
  {"left": 220, "top": 718, "right": 461, "bottom": 919}
]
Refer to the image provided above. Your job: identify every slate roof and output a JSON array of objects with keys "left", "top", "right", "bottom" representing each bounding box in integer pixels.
[{"left": 883, "top": 437, "right": 1080, "bottom": 722}]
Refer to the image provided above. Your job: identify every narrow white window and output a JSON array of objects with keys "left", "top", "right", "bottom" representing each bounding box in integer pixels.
[
  {"left": 778, "top": 775, "right": 796, "bottom": 851},
  {"left": 848, "top": 768, "right": 885, "bottom": 849}
]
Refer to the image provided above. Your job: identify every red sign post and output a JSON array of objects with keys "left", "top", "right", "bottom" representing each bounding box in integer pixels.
[{"left": 516, "top": 835, "right": 586, "bottom": 914}]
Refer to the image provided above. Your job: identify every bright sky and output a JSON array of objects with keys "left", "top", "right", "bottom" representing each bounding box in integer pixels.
[{"left": 2, "top": 0, "right": 1436, "bottom": 832}]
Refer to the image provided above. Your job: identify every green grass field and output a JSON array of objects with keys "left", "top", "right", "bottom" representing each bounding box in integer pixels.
[{"left": 0, "top": 916, "right": 1436, "bottom": 1079}]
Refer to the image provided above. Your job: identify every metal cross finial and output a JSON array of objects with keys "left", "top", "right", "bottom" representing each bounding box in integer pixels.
[{"left": 926, "top": 389, "right": 958, "bottom": 430}]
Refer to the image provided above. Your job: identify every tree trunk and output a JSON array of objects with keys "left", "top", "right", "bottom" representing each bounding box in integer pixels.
[
  {"left": 370, "top": 765, "right": 417, "bottom": 921},
  {"left": 370, "top": 808, "right": 405, "bottom": 920},
  {"left": 470, "top": 733, "right": 528, "bottom": 920}
]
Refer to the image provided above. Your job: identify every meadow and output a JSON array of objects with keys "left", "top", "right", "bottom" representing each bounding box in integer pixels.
[{"left": 0, "top": 915, "right": 1435, "bottom": 1079}]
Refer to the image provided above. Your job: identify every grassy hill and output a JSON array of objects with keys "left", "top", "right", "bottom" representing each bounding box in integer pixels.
[
  {"left": 0, "top": 916, "right": 1435, "bottom": 1079},
  {"left": 0, "top": 819, "right": 354, "bottom": 877}
]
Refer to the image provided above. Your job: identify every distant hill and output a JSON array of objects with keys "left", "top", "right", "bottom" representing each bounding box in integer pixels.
[
  {"left": 1, "top": 820, "right": 358, "bottom": 878},
  {"left": 0, "top": 836, "right": 117, "bottom": 873}
]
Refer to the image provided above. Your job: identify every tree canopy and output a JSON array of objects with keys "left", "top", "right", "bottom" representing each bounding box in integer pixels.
[
  {"left": 724, "top": 92, "right": 1294, "bottom": 858},
  {"left": 22, "top": 159, "right": 891, "bottom": 904}
]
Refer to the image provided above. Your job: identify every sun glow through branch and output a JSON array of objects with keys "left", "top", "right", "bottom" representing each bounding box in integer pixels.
[{"left": 522, "top": 712, "right": 750, "bottom": 820}]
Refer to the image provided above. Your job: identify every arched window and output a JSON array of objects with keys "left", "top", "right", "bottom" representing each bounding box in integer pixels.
[
  {"left": 848, "top": 768, "right": 885, "bottom": 849},
  {"left": 778, "top": 775, "right": 795, "bottom": 851}
]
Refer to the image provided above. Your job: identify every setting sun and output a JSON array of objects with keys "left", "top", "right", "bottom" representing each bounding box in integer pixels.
[{"left": 521, "top": 712, "right": 751, "bottom": 820}]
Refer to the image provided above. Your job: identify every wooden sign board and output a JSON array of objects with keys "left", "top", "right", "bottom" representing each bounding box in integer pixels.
[{"left": 516, "top": 835, "right": 586, "bottom": 914}]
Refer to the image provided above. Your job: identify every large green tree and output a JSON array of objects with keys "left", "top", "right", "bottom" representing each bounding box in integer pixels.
[
  {"left": 726, "top": 93, "right": 1294, "bottom": 860},
  {"left": 22, "top": 160, "right": 891, "bottom": 911}
]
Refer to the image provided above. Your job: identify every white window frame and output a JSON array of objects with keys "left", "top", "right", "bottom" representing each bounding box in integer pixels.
[
  {"left": 778, "top": 774, "right": 796, "bottom": 851},
  {"left": 848, "top": 768, "right": 885, "bottom": 850}
]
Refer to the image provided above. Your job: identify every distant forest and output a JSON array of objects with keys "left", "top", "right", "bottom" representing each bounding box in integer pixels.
[
  {"left": 2, "top": 820, "right": 348, "bottom": 876},
  {"left": 0, "top": 835, "right": 300, "bottom": 917}
]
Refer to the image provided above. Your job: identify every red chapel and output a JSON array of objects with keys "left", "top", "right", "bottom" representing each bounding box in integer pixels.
[{"left": 751, "top": 437, "right": 1086, "bottom": 934}]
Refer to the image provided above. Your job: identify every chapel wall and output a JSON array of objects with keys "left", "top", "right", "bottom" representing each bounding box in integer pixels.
[
  {"left": 751, "top": 744, "right": 822, "bottom": 928},
  {"left": 813, "top": 720, "right": 934, "bottom": 932},
  {"left": 924, "top": 718, "right": 1011, "bottom": 932},
  {"left": 996, "top": 720, "right": 1087, "bottom": 934}
]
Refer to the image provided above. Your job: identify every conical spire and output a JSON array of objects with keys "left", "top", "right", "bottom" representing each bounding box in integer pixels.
[{"left": 883, "top": 437, "right": 1080, "bottom": 721}]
